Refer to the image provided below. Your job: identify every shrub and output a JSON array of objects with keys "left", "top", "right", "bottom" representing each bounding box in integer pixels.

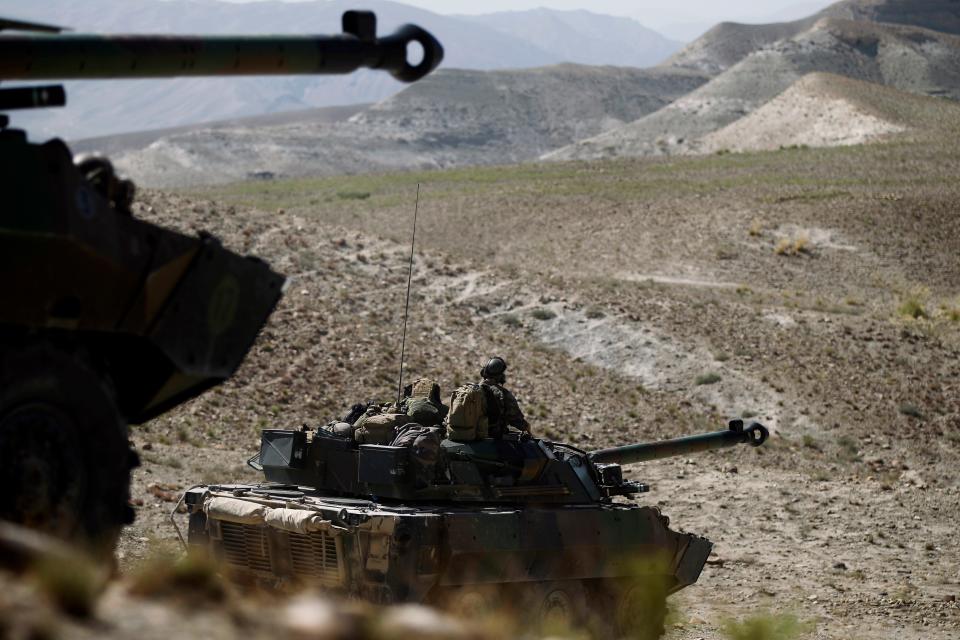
[
  {"left": 530, "top": 308, "right": 557, "bottom": 321},
  {"left": 337, "top": 190, "right": 371, "bottom": 200},
  {"left": 897, "top": 288, "right": 929, "bottom": 319},
  {"left": 774, "top": 234, "right": 812, "bottom": 256},
  {"left": 899, "top": 403, "right": 924, "bottom": 420},
  {"left": 898, "top": 298, "right": 927, "bottom": 319},
  {"left": 129, "top": 549, "right": 226, "bottom": 602},
  {"left": 500, "top": 313, "right": 522, "bottom": 328},
  {"left": 695, "top": 373, "right": 721, "bottom": 386},
  {"left": 31, "top": 552, "right": 103, "bottom": 618}
]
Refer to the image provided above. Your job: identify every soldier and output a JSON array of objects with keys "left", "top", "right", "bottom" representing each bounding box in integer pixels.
[{"left": 478, "top": 357, "right": 530, "bottom": 438}]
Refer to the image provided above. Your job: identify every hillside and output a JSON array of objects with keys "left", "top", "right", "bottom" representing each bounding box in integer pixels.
[
  {"left": 113, "top": 65, "right": 708, "bottom": 187},
  {"left": 0, "top": 0, "right": 679, "bottom": 140},
  {"left": 113, "top": 132, "right": 960, "bottom": 640},
  {"left": 71, "top": 104, "right": 368, "bottom": 156},
  {"left": 666, "top": 0, "right": 960, "bottom": 74},
  {"left": 547, "top": 18, "right": 960, "bottom": 161},
  {"left": 699, "top": 72, "right": 960, "bottom": 153}
]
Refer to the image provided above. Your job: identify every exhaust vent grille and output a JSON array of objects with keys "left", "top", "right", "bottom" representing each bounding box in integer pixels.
[
  {"left": 288, "top": 531, "right": 343, "bottom": 587},
  {"left": 220, "top": 521, "right": 272, "bottom": 574}
]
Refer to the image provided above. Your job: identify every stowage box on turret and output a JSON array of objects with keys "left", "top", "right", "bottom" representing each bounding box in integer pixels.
[
  {"left": 0, "top": 11, "right": 442, "bottom": 552},
  {"left": 183, "top": 419, "right": 768, "bottom": 637}
]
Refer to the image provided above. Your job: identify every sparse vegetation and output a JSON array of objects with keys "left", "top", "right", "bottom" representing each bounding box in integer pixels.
[
  {"left": 897, "top": 291, "right": 928, "bottom": 320},
  {"left": 774, "top": 233, "right": 812, "bottom": 256},
  {"left": 500, "top": 313, "right": 522, "bottom": 327},
  {"left": 836, "top": 435, "right": 861, "bottom": 462},
  {"left": 31, "top": 553, "right": 104, "bottom": 618},
  {"left": 898, "top": 403, "right": 924, "bottom": 420},
  {"left": 716, "top": 246, "right": 738, "bottom": 260},
  {"left": 336, "top": 190, "right": 371, "bottom": 200},
  {"left": 129, "top": 549, "right": 226, "bottom": 602},
  {"left": 695, "top": 373, "right": 722, "bottom": 386},
  {"left": 530, "top": 308, "right": 557, "bottom": 321}
]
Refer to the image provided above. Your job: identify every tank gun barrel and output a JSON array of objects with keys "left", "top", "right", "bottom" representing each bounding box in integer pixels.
[
  {"left": 0, "top": 11, "right": 443, "bottom": 83},
  {"left": 588, "top": 420, "right": 769, "bottom": 466}
]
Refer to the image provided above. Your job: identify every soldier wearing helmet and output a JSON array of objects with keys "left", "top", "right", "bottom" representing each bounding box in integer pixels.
[{"left": 478, "top": 357, "right": 530, "bottom": 438}]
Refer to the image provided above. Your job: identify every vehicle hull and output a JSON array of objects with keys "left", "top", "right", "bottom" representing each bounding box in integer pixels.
[{"left": 185, "top": 485, "right": 712, "bottom": 604}]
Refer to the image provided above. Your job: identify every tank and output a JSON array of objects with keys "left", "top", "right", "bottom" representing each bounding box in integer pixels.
[
  {"left": 0, "top": 12, "right": 443, "bottom": 553},
  {"left": 181, "top": 419, "right": 768, "bottom": 637}
]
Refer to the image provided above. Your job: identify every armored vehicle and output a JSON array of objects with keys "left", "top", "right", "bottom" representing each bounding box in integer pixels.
[
  {"left": 182, "top": 418, "right": 768, "bottom": 637},
  {"left": 0, "top": 12, "right": 442, "bottom": 552}
]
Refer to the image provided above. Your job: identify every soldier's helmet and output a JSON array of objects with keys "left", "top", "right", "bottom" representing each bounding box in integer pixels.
[{"left": 481, "top": 357, "right": 508, "bottom": 381}]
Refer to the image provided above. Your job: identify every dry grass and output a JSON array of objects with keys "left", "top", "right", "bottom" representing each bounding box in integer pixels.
[
  {"left": 721, "top": 612, "right": 813, "bottom": 640},
  {"left": 895, "top": 286, "right": 932, "bottom": 320},
  {"left": 774, "top": 234, "right": 812, "bottom": 256},
  {"left": 30, "top": 553, "right": 105, "bottom": 618},
  {"left": 128, "top": 549, "right": 226, "bottom": 602}
]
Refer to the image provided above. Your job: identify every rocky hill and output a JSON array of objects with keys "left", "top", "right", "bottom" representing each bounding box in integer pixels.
[
  {"left": 666, "top": 0, "right": 960, "bottom": 75},
  {"left": 1, "top": 0, "right": 681, "bottom": 140},
  {"left": 698, "top": 72, "right": 960, "bottom": 153},
  {"left": 547, "top": 18, "right": 960, "bottom": 161},
  {"left": 113, "top": 65, "right": 708, "bottom": 187}
]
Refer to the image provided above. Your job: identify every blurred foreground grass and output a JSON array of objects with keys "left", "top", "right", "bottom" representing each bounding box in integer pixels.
[{"left": 721, "top": 612, "right": 814, "bottom": 640}]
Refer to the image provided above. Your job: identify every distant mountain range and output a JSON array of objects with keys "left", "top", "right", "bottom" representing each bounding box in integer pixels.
[
  {"left": 12, "top": 0, "right": 960, "bottom": 186},
  {"left": 0, "top": 0, "right": 682, "bottom": 139}
]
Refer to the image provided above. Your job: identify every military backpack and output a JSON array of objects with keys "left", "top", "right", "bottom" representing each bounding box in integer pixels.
[{"left": 446, "top": 384, "right": 489, "bottom": 442}]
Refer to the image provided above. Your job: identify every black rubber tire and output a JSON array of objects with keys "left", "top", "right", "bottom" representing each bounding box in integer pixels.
[{"left": 0, "top": 342, "right": 135, "bottom": 556}]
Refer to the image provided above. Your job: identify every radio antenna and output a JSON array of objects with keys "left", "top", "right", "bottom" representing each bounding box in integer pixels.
[{"left": 396, "top": 183, "right": 420, "bottom": 406}]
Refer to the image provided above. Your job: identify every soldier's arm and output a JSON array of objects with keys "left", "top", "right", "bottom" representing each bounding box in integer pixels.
[{"left": 501, "top": 388, "right": 530, "bottom": 431}]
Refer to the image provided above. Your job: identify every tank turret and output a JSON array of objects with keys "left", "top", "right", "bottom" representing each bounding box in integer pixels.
[
  {"left": 0, "top": 11, "right": 443, "bottom": 553},
  {"left": 247, "top": 419, "right": 768, "bottom": 504}
]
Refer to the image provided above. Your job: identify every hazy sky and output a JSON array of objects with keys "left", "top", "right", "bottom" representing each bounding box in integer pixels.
[{"left": 217, "top": 0, "right": 837, "bottom": 39}]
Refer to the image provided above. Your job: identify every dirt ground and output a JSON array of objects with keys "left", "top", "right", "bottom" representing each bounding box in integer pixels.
[{"left": 103, "top": 139, "right": 960, "bottom": 639}]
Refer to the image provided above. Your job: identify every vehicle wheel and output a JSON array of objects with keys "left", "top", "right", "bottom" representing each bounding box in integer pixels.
[
  {"left": 0, "top": 343, "right": 136, "bottom": 556},
  {"left": 586, "top": 578, "right": 667, "bottom": 640},
  {"left": 428, "top": 584, "right": 502, "bottom": 620},
  {"left": 519, "top": 580, "right": 588, "bottom": 634}
]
